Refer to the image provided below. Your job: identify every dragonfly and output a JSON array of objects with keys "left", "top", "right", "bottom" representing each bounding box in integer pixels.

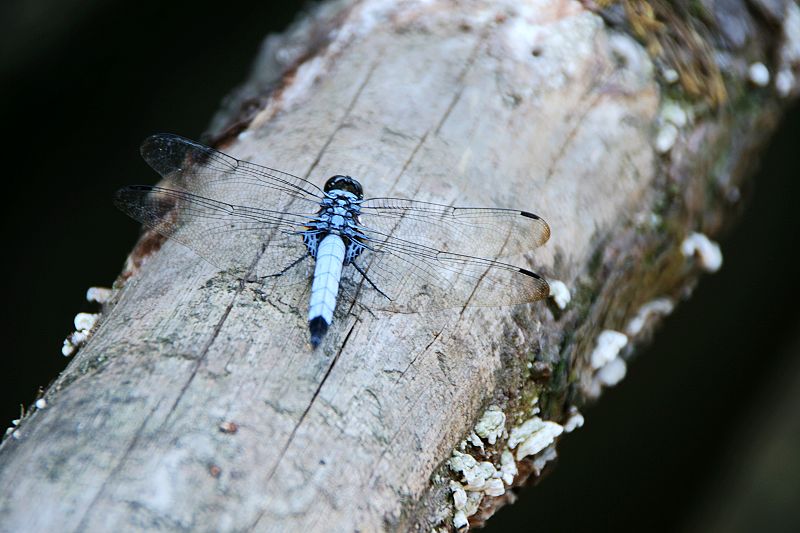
[{"left": 115, "top": 134, "right": 551, "bottom": 347}]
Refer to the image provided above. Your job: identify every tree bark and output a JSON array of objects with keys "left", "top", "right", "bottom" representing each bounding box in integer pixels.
[{"left": 1, "top": 0, "right": 798, "bottom": 531}]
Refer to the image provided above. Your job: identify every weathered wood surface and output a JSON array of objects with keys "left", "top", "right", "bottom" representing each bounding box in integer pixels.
[{"left": 1, "top": 0, "right": 798, "bottom": 531}]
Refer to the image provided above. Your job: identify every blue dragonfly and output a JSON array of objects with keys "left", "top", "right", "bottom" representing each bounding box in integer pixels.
[{"left": 115, "top": 134, "right": 551, "bottom": 347}]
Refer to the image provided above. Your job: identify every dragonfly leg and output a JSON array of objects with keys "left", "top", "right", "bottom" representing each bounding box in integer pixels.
[
  {"left": 251, "top": 254, "right": 309, "bottom": 301},
  {"left": 258, "top": 254, "right": 308, "bottom": 281},
  {"left": 352, "top": 262, "right": 392, "bottom": 302}
]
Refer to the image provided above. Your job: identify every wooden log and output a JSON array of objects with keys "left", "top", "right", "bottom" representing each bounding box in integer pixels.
[{"left": 1, "top": 0, "right": 798, "bottom": 531}]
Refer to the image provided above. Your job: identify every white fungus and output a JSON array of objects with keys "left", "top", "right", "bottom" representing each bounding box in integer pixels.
[
  {"left": 448, "top": 451, "right": 478, "bottom": 477},
  {"left": 548, "top": 280, "right": 571, "bottom": 310},
  {"left": 467, "top": 431, "right": 484, "bottom": 450},
  {"left": 62, "top": 329, "right": 90, "bottom": 358},
  {"left": 474, "top": 406, "right": 506, "bottom": 445},
  {"left": 35, "top": 399, "right": 46, "bottom": 410},
  {"left": 464, "top": 462, "right": 497, "bottom": 490},
  {"left": 483, "top": 478, "right": 505, "bottom": 497},
  {"left": 61, "top": 339, "right": 77, "bottom": 357},
  {"left": 590, "top": 330, "right": 628, "bottom": 370},
  {"left": 596, "top": 357, "right": 627, "bottom": 386},
  {"left": 500, "top": 450, "right": 518, "bottom": 485},
  {"left": 508, "top": 417, "right": 564, "bottom": 461},
  {"left": 85, "top": 287, "right": 112, "bottom": 304},
  {"left": 71, "top": 331, "right": 88, "bottom": 345},
  {"left": 531, "top": 445, "right": 558, "bottom": 475},
  {"left": 626, "top": 298, "right": 675, "bottom": 336},
  {"left": 563, "top": 408, "right": 585, "bottom": 433},
  {"left": 515, "top": 423, "right": 564, "bottom": 461},
  {"left": 62, "top": 312, "right": 101, "bottom": 357},
  {"left": 681, "top": 232, "right": 723, "bottom": 272},
  {"left": 748, "top": 62, "right": 770, "bottom": 87},
  {"left": 662, "top": 68, "right": 679, "bottom": 84},
  {"left": 451, "top": 480, "right": 467, "bottom": 510},
  {"left": 508, "top": 418, "right": 538, "bottom": 449},
  {"left": 448, "top": 451, "right": 497, "bottom": 490},
  {"left": 655, "top": 123, "right": 679, "bottom": 154},
  {"left": 453, "top": 511, "right": 468, "bottom": 530},
  {"left": 661, "top": 100, "right": 688, "bottom": 128},
  {"left": 775, "top": 69, "right": 795, "bottom": 97},
  {"left": 447, "top": 420, "right": 524, "bottom": 530},
  {"left": 775, "top": 4, "right": 800, "bottom": 98},
  {"left": 464, "top": 491, "right": 483, "bottom": 517},
  {"left": 73, "top": 313, "right": 99, "bottom": 332},
  {"left": 450, "top": 476, "right": 486, "bottom": 530}
]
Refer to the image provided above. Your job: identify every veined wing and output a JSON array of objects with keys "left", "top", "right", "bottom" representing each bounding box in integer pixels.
[
  {"left": 140, "top": 133, "right": 323, "bottom": 211},
  {"left": 350, "top": 226, "right": 549, "bottom": 313},
  {"left": 114, "top": 185, "right": 313, "bottom": 281},
  {"left": 359, "top": 197, "right": 550, "bottom": 261},
  {"left": 115, "top": 134, "right": 325, "bottom": 280}
]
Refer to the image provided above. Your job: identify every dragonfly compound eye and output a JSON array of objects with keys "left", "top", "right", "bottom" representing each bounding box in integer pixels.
[{"left": 324, "top": 175, "right": 363, "bottom": 198}]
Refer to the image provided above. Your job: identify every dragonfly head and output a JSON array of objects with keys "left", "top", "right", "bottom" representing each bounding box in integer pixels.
[{"left": 324, "top": 175, "right": 363, "bottom": 200}]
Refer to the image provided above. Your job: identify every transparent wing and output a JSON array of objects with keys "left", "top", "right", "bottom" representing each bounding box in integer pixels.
[
  {"left": 349, "top": 227, "right": 550, "bottom": 313},
  {"left": 359, "top": 197, "right": 550, "bottom": 260},
  {"left": 349, "top": 197, "right": 550, "bottom": 311},
  {"left": 140, "top": 133, "right": 323, "bottom": 208},
  {"left": 114, "top": 185, "right": 313, "bottom": 281},
  {"left": 115, "top": 134, "right": 322, "bottom": 281}
]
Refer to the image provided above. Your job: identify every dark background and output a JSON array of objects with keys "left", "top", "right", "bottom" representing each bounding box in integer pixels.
[{"left": 2, "top": 2, "right": 798, "bottom": 531}]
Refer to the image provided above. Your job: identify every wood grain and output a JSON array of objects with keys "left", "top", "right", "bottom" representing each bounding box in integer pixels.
[{"left": 1, "top": 0, "right": 796, "bottom": 531}]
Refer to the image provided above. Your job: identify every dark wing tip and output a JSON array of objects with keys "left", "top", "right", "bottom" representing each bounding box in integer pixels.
[
  {"left": 140, "top": 132, "right": 180, "bottom": 157},
  {"left": 140, "top": 133, "right": 215, "bottom": 178},
  {"left": 520, "top": 211, "right": 551, "bottom": 246},
  {"left": 113, "top": 185, "right": 180, "bottom": 228},
  {"left": 518, "top": 267, "right": 541, "bottom": 279},
  {"left": 141, "top": 133, "right": 237, "bottom": 181},
  {"left": 113, "top": 185, "right": 141, "bottom": 207},
  {"left": 540, "top": 220, "right": 551, "bottom": 245},
  {"left": 113, "top": 184, "right": 153, "bottom": 202},
  {"left": 518, "top": 268, "right": 550, "bottom": 301},
  {"left": 119, "top": 184, "right": 154, "bottom": 193},
  {"left": 140, "top": 134, "right": 183, "bottom": 176}
]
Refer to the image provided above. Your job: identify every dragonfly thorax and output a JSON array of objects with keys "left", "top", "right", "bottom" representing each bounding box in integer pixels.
[
  {"left": 303, "top": 186, "right": 365, "bottom": 264},
  {"left": 315, "top": 195, "right": 361, "bottom": 230}
]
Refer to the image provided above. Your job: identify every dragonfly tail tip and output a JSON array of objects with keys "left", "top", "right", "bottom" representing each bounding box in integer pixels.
[{"left": 309, "top": 316, "right": 329, "bottom": 348}]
